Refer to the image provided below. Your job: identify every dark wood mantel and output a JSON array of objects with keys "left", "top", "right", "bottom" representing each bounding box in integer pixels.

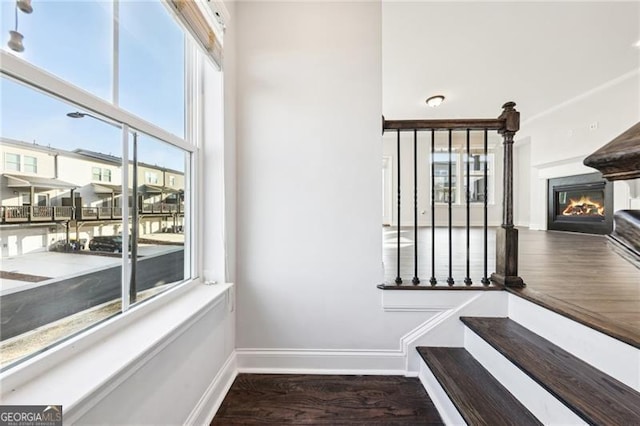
[
  {"left": 583, "top": 121, "right": 640, "bottom": 181},
  {"left": 584, "top": 120, "right": 640, "bottom": 269}
]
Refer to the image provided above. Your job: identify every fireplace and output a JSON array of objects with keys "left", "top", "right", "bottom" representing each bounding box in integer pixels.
[{"left": 547, "top": 172, "right": 613, "bottom": 234}]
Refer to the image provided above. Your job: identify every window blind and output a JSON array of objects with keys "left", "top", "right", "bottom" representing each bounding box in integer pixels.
[{"left": 170, "top": 0, "right": 223, "bottom": 68}]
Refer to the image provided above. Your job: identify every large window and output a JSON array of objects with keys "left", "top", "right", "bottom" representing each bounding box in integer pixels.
[
  {"left": 432, "top": 149, "right": 494, "bottom": 204},
  {"left": 0, "top": 0, "right": 211, "bottom": 370}
]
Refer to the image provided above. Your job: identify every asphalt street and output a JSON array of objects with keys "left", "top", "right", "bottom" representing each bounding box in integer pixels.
[{"left": 0, "top": 249, "right": 185, "bottom": 341}]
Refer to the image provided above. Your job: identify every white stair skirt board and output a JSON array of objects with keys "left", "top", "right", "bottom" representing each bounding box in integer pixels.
[
  {"left": 404, "top": 291, "right": 509, "bottom": 374},
  {"left": 418, "top": 361, "right": 466, "bottom": 426},
  {"left": 184, "top": 352, "right": 238, "bottom": 426},
  {"left": 508, "top": 294, "right": 640, "bottom": 390},
  {"left": 464, "top": 327, "right": 586, "bottom": 425}
]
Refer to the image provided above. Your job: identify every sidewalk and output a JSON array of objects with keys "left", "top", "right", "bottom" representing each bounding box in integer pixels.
[{"left": 1, "top": 234, "right": 183, "bottom": 295}]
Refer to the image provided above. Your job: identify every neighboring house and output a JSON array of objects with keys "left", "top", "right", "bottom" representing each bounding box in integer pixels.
[{"left": 0, "top": 139, "right": 185, "bottom": 255}]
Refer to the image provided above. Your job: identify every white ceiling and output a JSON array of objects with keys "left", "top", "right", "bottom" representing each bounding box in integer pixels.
[{"left": 382, "top": 1, "right": 640, "bottom": 122}]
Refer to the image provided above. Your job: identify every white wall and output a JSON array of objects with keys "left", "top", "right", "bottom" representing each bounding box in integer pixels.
[
  {"left": 521, "top": 72, "right": 640, "bottom": 230},
  {"left": 71, "top": 291, "right": 235, "bottom": 425},
  {"left": 513, "top": 138, "right": 531, "bottom": 227},
  {"left": 235, "top": 1, "right": 429, "bottom": 355}
]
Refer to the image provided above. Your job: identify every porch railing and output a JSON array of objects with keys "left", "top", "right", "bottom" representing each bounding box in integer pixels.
[
  {"left": 380, "top": 102, "right": 524, "bottom": 288},
  {"left": 1, "top": 204, "right": 184, "bottom": 223}
]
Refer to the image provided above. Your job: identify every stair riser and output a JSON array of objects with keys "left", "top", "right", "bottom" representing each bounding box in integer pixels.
[
  {"left": 406, "top": 292, "right": 509, "bottom": 373},
  {"left": 508, "top": 294, "right": 640, "bottom": 390},
  {"left": 418, "top": 362, "right": 466, "bottom": 425},
  {"left": 464, "top": 327, "right": 586, "bottom": 425}
]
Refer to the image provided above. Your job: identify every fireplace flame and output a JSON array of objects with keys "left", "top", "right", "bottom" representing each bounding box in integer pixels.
[{"left": 562, "top": 196, "right": 604, "bottom": 216}]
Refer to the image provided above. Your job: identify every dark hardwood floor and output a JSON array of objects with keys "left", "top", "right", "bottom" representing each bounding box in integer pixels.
[
  {"left": 211, "top": 374, "right": 444, "bottom": 425},
  {"left": 383, "top": 226, "right": 640, "bottom": 347}
]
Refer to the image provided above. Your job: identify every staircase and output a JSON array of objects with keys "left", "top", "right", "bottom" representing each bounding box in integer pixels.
[
  {"left": 417, "top": 314, "right": 640, "bottom": 425},
  {"left": 584, "top": 120, "right": 640, "bottom": 269}
]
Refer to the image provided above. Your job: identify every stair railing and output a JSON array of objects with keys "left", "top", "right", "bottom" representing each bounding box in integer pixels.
[{"left": 381, "top": 101, "right": 524, "bottom": 288}]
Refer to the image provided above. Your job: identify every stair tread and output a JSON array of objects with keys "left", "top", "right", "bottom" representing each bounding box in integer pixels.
[
  {"left": 461, "top": 316, "right": 640, "bottom": 424},
  {"left": 417, "top": 346, "right": 542, "bottom": 426}
]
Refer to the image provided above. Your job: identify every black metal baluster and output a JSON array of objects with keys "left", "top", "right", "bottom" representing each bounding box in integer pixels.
[
  {"left": 413, "top": 130, "right": 420, "bottom": 285},
  {"left": 482, "top": 128, "right": 490, "bottom": 285},
  {"left": 447, "top": 129, "right": 454, "bottom": 286},
  {"left": 465, "top": 129, "right": 472, "bottom": 285},
  {"left": 396, "top": 129, "right": 402, "bottom": 285},
  {"left": 429, "top": 129, "right": 437, "bottom": 286}
]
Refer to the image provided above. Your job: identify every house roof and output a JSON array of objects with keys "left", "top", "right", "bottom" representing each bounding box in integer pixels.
[
  {"left": 92, "top": 183, "right": 130, "bottom": 195},
  {"left": 3, "top": 174, "right": 77, "bottom": 190},
  {"left": 139, "top": 184, "right": 181, "bottom": 194}
]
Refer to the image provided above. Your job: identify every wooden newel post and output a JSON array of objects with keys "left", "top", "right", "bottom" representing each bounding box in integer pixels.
[{"left": 491, "top": 102, "right": 525, "bottom": 288}]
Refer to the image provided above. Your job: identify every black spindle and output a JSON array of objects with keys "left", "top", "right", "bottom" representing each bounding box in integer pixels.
[
  {"left": 464, "top": 129, "right": 472, "bottom": 285},
  {"left": 429, "top": 130, "right": 437, "bottom": 286},
  {"left": 395, "top": 130, "right": 402, "bottom": 285},
  {"left": 481, "top": 129, "right": 490, "bottom": 285},
  {"left": 447, "top": 130, "right": 454, "bottom": 286},
  {"left": 413, "top": 130, "right": 420, "bottom": 284}
]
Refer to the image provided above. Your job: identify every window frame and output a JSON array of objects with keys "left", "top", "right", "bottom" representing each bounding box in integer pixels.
[
  {"left": 92, "top": 166, "right": 103, "bottom": 181},
  {"left": 5, "top": 152, "right": 21, "bottom": 171},
  {"left": 0, "top": 28, "right": 201, "bottom": 367},
  {"left": 23, "top": 155, "right": 37, "bottom": 173},
  {"left": 431, "top": 149, "right": 495, "bottom": 206}
]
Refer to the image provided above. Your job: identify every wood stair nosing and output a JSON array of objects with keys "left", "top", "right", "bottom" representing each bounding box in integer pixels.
[
  {"left": 461, "top": 316, "right": 640, "bottom": 425},
  {"left": 417, "top": 346, "right": 542, "bottom": 426}
]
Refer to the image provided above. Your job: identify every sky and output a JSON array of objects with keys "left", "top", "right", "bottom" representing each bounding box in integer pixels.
[{"left": 0, "top": 0, "right": 186, "bottom": 171}]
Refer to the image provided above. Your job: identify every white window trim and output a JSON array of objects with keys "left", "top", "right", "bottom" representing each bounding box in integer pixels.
[{"left": 0, "top": 280, "right": 232, "bottom": 422}]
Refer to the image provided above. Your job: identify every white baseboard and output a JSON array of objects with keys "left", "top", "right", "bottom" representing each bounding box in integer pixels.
[
  {"left": 185, "top": 351, "right": 238, "bottom": 425},
  {"left": 236, "top": 348, "right": 407, "bottom": 375}
]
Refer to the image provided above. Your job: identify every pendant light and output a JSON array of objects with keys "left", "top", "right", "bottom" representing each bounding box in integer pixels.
[{"left": 7, "top": 0, "right": 33, "bottom": 53}]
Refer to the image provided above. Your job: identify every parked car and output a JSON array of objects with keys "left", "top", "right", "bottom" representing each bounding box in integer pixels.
[
  {"left": 69, "top": 239, "right": 87, "bottom": 250},
  {"left": 88, "top": 236, "right": 129, "bottom": 253},
  {"left": 49, "top": 239, "right": 87, "bottom": 252}
]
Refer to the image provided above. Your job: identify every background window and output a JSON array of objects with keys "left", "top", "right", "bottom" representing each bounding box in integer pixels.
[
  {"left": 464, "top": 151, "right": 494, "bottom": 204},
  {"left": 24, "top": 156, "right": 37, "bottom": 173},
  {"left": 5, "top": 153, "right": 20, "bottom": 171},
  {"left": 433, "top": 151, "right": 457, "bottom": 203},
  {"left": 103, "top": 169, "right": 112, "bottom": 182},
  {"left": 92, "top": 167, "right": 102, "bottom": 181},
  {"left": 145, "top": 171, "right": 159, "bottom": 184},
  {"left": 36, "top": 194, "right": 48, "bottom": 206}
]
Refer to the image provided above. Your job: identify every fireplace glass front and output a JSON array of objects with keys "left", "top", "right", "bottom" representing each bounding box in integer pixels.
[
  {"left": 547, "top": 172, "right": 612, "bottom": 234},
  {"left": 555, "top": 186, "right": 605, "bottom": 220}
]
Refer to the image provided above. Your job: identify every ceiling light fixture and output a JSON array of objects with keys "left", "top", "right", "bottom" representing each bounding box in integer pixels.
[{"left": 426, "top": 95, "right": 445, "bottom": 108}]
